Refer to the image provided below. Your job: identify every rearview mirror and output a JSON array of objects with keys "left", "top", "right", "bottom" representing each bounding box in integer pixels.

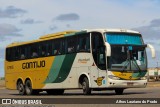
[
  {"left": 105, "top": 42, "right": 111, "bottom": 57},
  {"left": 147, "top": 44, "right": 156, "bottom": 58}
]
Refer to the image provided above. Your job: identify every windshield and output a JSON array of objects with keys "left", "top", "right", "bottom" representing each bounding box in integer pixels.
[
  {"left": 105, "top": 33, "right": 147, "bottom": 71},
  {"left": 107, "top": 45, "right": 147, "bottom": 71}
]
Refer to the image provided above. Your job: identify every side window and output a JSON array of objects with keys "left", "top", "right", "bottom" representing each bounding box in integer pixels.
[
  {"left": 91, "top": 32, "right": 106, "bottom": 70},
  {"left": 15, "top": 47, "right": 20, "bottom": 60},
  {"left": 98, "top": 46, "right": 106, "bottom": 70},
  {"left": 39, "top": 41, "right": 52, "bottom": 57},
  {"left": 92, "top": 32, "right": 103, "bottom": 51},
  {"left": 46, "top": 41, "right": 52, "bottom": 56},
  {"left": 66, "top": 36, "right": 77, "bottom": 53},
  {"left": 6, "top": 48, "right": 12, "bottom": 61},
  {"left": 30, "top": 44, "right": 39, "bottom": 58},
  {"left": 19, "top": 46, "right": 28, "bottom": 59},
  {"left": 61, "top": 39, "right": 65, "bottom": 54},
  {"left": 52, "top": 39, "right": 62, "bottom": 55},
  {"left": 39, "top": 42, "right": 47, "bottom": 57},
  {"left": 77, "top": 33, "right": 90, "bottom": 52},
  {"left": 6, "top": 47, "right": 21, "bottom": 61}
]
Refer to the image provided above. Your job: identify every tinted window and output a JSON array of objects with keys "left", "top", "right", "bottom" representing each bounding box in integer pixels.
[
  {"left": 20, "top": 45, "right": 29, "bottom": 59},
  {"left": 66, "top": 37, "right": 77, "bottom": 53},
  {"left": 52, "top": 39, "right": 64, "bottom": 55},
  {"left": 39, "top": 42, "right": 47, "bottom": 57},
  {"left": 6, "top": 48, "right": 13, "bottom": 61},
  {"left": 46, "top": 41, "right": 52, "bottom": 56},
  {"left": 77, "top": 33, "right": 90, "bottom": 52},
  {"left": 30, "top": 44, "right": 39, "bottom": 58},
  {"left": 91, "top": 32, "right": 106, "bottom": 70},
  {"left": 6, "top": 35, "right": 85, "bottom": 61},
  {"left": 15, "top": 47, "right": 20, "bottom": 60}
]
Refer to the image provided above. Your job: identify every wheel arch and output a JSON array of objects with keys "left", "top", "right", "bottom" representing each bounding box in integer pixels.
[
  {"left": 24, "top": 77, "right": 34, "bottom": 88},
  {"left": 25, "top": 77, "right": 31, "bottom": 83},
  {"left": 78, "top": 73, "right": 91, "bottom": 88}
]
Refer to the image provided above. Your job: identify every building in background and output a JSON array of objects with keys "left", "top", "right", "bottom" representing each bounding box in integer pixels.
[{"left": 148, "top": 68, "right": 160, "bottom": 81}]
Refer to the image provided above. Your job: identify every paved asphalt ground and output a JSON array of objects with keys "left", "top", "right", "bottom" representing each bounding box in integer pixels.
[
  {"left": 0, "top": 86, "right": 160, "bottom": 98},
  {"left": 0, "top": 81, "right": 160, "bottom": 107}
]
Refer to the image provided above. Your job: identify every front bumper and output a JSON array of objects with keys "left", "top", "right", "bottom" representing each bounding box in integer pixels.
[{"left": 107, "top": 79, "right": 147, "bottom": 88}]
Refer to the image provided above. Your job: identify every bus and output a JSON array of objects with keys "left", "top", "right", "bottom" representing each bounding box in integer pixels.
[{"left": 5, "top": 29, "right": 155, "bottom": 95}]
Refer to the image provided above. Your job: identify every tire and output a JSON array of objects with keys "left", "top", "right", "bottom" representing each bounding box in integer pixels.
[
  {"left": 17, "top": 81, "right": 26, "bottom": 95},
  {"left": 47, "top": 89, "right": 64, "bottom": 95},
  {"left": 25, "top": 80, "right": 39, "bottom": 95},
  {"left": 115, "top": 88, "right": 124, "bottom": 95},
  {"left": 82, "top": 77, "right": 91, "bottom": 95}
]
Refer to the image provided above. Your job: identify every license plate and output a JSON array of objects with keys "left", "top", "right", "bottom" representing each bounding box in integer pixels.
[{"left": 127, "top": 82, "right": 134, "bottom": 86}]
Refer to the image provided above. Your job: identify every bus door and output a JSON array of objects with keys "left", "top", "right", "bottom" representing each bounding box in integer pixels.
[{"left": 91, "top": 32, "right": 107, "bottom": 87}]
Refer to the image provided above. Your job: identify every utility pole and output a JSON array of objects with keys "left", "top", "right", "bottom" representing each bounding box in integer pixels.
[{"left": 156, "top": 62, "right": 159, "bottom": 80}]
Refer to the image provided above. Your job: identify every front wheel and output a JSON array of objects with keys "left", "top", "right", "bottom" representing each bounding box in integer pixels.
[
  {"left": 17, "top": 81, "right": 26, "bottom": 95},
  {"left": 82, "top": 77, "right": 91, "bottom": 95},
  {"left": 115, "top": 88, "right": 124, "bottom": 95}
]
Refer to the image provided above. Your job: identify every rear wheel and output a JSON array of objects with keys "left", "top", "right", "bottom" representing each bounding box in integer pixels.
[
  {"left": 17, "top": 81, "right": 26, "bottom": 95},
  {"left": 25, "top": 80, "right": 39, "bottom": 95},
  {"left": 47, "top": 89, "right": 64, "bottom": 95},
  {"left": 82, "top": 77, "right": 91, "bottom": 95},
  {"left": 115, "top": 88, "right": 124, "bottom": 95}
]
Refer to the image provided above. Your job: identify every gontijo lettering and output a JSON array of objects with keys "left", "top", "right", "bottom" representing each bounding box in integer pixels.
[{"left": 22, "top": 60, "right": 45, "bottom": 69}]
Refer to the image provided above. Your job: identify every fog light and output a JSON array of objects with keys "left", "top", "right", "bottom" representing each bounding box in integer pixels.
[{"left": 140, "top": 77, "right": 147, "bottom": 80}]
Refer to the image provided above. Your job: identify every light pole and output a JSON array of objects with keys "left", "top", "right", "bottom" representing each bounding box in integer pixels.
[{"left": 156, "top": 62, "right": 159, "bottom": 80}]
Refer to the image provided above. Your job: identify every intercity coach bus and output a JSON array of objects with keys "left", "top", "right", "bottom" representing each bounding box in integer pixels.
[{"left": 5, "top": 29, "right": 155, "bottom": 95}]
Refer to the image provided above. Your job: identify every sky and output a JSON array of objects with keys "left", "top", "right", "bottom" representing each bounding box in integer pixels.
[{"left": 0, "top": 0, "right": 160, "bottom": 77}]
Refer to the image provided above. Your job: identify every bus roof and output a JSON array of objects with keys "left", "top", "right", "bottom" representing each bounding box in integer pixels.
[
  {"left": 39, "top": 30, "right": 77, "bottom": 39},
  {"left": 83, "top": 28, "right": 140, "bottom": 34},
  {"left": 6, "top": 28, "right": 141, "bottom": 48},
  {"left": 6, "top": 30, "right": 78, "bottom": 48}
]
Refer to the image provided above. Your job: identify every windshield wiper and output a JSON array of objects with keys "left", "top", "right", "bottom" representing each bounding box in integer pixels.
[
  {"left": 132, "top": 59, "right": 142, "bottom": 72},
  {"left": 121, "top": 59, "right": 130, "bottom": 71},
  {"left": 121, "top": 48, "right": 130, "bottom": 71}
]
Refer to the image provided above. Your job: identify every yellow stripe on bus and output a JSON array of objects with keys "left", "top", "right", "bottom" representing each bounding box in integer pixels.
[{"left": 112, "top": 71, "right": 137, "bottom": 80}]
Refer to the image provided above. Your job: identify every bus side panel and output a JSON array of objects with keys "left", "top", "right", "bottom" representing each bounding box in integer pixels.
[
  {"left": 42, "top": 53, "right": 95, "bottom": 89},
  {"left": 42, "top": 55, "right": 66, "bottom": 89},
  {"left": 61, "top": 53, "right": 92, "bottom": 88},
  {"left": 42, "top": 54, "right": 77, "bottom": 89},
  {"left": 5, "top": 56, "right": 55, "bottom": 90},
  {"left": 5, "top": 73, "right": 18, "bottom": 90}
]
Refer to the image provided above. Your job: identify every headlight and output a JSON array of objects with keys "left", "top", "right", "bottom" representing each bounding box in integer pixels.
[
  {"left": 140, "top": 76, "right": 147, "bottom": 80},
  {"left": 108, "top": 75, "right": 120, "bottom": 80}
]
